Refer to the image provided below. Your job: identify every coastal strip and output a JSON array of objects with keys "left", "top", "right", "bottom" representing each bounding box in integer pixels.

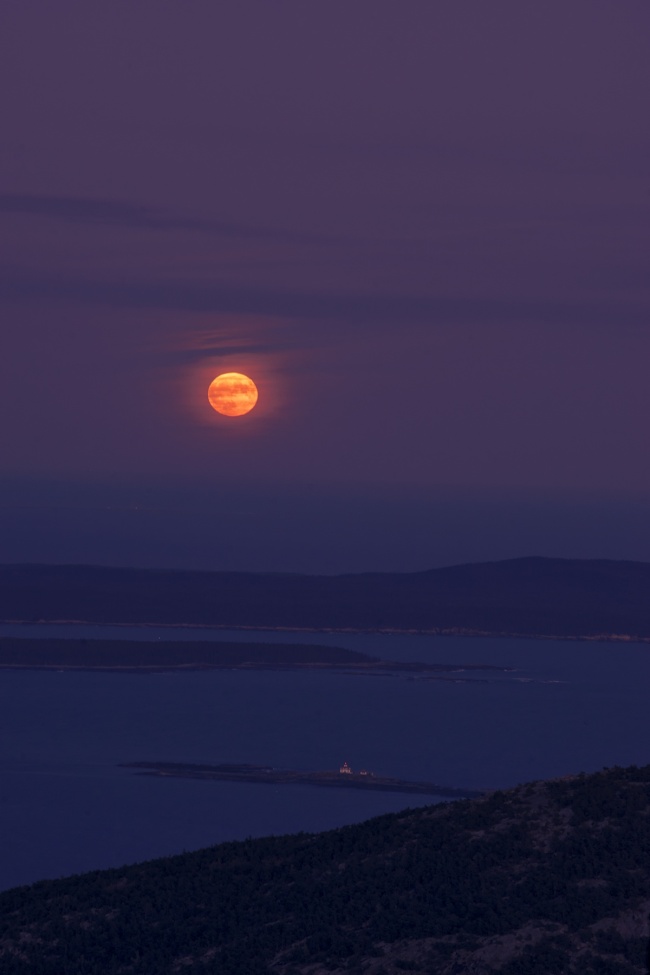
[
  {"left": 121, "top": 761, "right": 485, "bottom": 799},
  {"left": 0, "top": 637, "right": 510, "bottom": 675}
]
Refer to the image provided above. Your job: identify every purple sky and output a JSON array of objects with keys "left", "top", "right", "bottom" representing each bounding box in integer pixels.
[{"left": 1, "top": 1, "right": 649, "bottom": 572}]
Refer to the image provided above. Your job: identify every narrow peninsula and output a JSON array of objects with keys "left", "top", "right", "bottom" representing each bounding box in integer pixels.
[
  {"left": 121, "top": 760, "right": 483, "bottom": 799},
  {"left": 0, "top": 637, "right": 508, "bottom": 675}
]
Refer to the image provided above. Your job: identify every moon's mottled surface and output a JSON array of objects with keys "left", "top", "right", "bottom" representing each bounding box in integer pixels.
[{"left": 208, "top": 372, "right": 258, "bottom": 416}]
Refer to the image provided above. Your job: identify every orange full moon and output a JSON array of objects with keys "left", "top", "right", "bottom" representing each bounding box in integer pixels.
[{"left": 207, "top": 372, "right": 259, "bottom": 417}]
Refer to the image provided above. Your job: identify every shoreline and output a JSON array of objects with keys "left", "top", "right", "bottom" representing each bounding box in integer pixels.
[
  {"left": 1, "top": 618, "right": 649, "bottom": 645},
  {"left": 121, "top": 761, "right": 485, "bottom": 799},
  {"left": 0, "top": 636, "right": 513, "bottom": 675},
  {"left": 0, "top": 661, "right": 512, "bottom": 676}
]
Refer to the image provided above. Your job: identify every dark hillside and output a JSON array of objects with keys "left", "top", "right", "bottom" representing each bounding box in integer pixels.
[
  {"left": 1, "top": 764, "right": 650, "bottom": 974},
  {"left": 2, "top": 557, "right": 650, "bottom": 639}
]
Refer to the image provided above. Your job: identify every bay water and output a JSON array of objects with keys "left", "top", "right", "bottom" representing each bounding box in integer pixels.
[{"left": 1, "top": 624, "right": 649, "bottom": 891}]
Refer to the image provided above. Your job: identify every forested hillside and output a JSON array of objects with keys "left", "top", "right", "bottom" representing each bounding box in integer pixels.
[{"left": 1, "top": 764, "right": 649, "bottom": 973}]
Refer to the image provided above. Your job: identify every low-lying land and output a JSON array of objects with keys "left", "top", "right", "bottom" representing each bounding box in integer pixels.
[
  {"left": 122, "top": 760, "right": 483, "bottom": 798},
  {"left": 0, "top": 637, "right": 508, "bottom": 674},
  {"left": 0, "top": 637, "right": 370, "bottom": 671},
  {"left": 1, "top": 764, "right": 649, "bottom": 973}
]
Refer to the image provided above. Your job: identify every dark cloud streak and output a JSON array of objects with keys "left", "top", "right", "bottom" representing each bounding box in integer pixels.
[
  {"left": 1, "top": 264, "right": 646, "bottom": 330},
  {"left": 0, "top": 193, "right": 340, "bottom": 245}
]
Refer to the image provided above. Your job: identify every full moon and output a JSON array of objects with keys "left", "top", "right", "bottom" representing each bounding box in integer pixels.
[{"left": 208, "top": 372, "right": 258, "bottom": 417}]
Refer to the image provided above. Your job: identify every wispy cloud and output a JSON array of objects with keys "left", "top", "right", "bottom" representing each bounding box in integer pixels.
[
  {"left": 1, "top": 263, "right": 647, "bottom": 329},
  {"left": 0, "top": 193, "right": 338, "bottom": 245}
]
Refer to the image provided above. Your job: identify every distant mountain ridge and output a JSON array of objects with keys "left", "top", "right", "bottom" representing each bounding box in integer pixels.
[{"left": 2, "top": 557, "right": 650, "bottom": 641}]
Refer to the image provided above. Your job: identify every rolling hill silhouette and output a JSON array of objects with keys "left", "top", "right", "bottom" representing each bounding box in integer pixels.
[{"left": 2, "top": 557, "right": 650, "bottom": 640}]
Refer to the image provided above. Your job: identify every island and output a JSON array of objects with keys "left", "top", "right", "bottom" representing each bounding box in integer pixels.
[
  {"left": 121, "top": 760, "right": 484, "bottom": 799},
  {"left": 0, "top": 637, "right": 508, "bottom": 675}
]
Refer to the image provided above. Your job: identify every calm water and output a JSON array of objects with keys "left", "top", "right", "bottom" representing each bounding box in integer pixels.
[{"left": 1, "top": 623, "right": 649, "bottom": 891}]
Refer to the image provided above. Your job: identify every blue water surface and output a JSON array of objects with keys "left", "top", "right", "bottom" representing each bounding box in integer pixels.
[{"left": 1, "top": 624, "right": 649, "bottom": 891}]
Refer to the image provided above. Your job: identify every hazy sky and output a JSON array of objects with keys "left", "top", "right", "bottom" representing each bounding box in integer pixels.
[{"left": 1, "top": 1, "right": 649, "bottom": 572}]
